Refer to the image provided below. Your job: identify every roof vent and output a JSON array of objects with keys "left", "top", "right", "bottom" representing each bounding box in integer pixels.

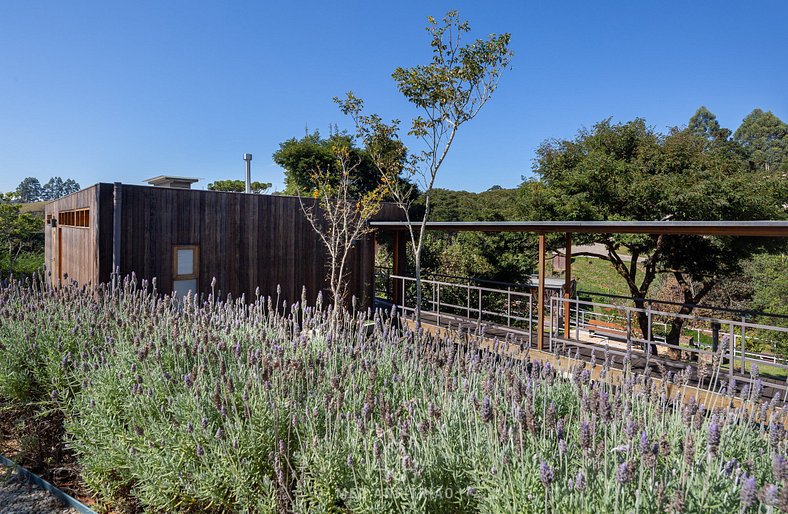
[{"left": 145, "top": 176, "right": 199, "bottom": 189}]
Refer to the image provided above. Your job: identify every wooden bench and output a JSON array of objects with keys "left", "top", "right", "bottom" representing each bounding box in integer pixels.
[{"left": 587, "top": 319, "right": 626, "bottom": 339}]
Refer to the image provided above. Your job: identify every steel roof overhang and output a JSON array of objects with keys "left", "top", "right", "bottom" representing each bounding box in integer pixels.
[{"left": 369, "top": 220, "right": 788, "bottom": 237}]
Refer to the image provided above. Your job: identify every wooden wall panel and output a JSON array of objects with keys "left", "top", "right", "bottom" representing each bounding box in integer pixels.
[
  {"left": 49, "top": 183, "right": 405, "bottom": 309},
  {"left": 97, "top": 184, "right": 115, "bottom": 283},
  {"left": 43, "top": 185, "right": 100, "bottom": 287}
]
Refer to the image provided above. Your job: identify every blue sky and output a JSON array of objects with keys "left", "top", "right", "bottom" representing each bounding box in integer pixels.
[{"left": 1, "top": 1, "right": 786, "bottom": 194}]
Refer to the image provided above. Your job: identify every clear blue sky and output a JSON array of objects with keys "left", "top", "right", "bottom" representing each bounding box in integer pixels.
[{"left": 1, "top": 1, "right": 786, "bottom": 194}]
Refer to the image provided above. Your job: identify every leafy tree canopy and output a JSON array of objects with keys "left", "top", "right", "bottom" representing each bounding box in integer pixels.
[
  {"left": 734, "top": 108, "right": 788, "bottom": 173},
  {"left": 273, "top": 129, "right": 407, "bottom": 198},
  {"left": 41, "top": 177, "right": 80, "bottom": 201},
  {"left": 15, "top": 176, "right": 80, "bottom": 202},
  {"left": 207, "top": 179, "right": 271, "bottom": 194},
  {"left": 0, "top": 192, "right": 43, "bottom": 277},
  {"left": 15, "top": 177, "right": 42, "bottom": 203},
  {"left": 525, "top": 107, "right": 787, "bottom": 344},
  {"left": 420, "top": 188, "right": 536, "bottom": 283}
]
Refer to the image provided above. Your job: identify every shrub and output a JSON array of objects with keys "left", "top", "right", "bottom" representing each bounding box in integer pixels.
[{"left": 0, "top": 275, "right": 786, "bottom": 512}]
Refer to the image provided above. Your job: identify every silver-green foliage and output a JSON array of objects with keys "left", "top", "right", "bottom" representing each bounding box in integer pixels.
[{"left": 0, "top": 276, "right": 786, "bottom": 512}]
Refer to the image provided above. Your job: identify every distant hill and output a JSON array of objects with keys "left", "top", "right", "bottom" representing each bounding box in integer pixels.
[
  {"left": 426, "top": 187, "right": 521, "bottom": 222},
  {"left": 20, "top": 201, "right": 47, "bottom": 218}
]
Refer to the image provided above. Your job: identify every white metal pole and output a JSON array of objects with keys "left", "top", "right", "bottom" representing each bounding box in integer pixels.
[{"left": 243, "top": 153, "right": 253, "bottom": 193}]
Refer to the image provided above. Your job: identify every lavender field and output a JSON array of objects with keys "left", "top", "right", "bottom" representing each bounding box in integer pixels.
[{"left": 0, "top": 275, "right": 786, "bottom": 513}]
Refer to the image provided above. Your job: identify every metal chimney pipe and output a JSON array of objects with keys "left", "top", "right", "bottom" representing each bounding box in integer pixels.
[{"left": 243, "top": 153, "right": 252, "bottom": 193}]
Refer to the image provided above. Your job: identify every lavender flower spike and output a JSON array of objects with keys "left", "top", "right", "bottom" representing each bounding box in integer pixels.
[
  {"left": 616, "top": 461, "right": 633, "bottom": 484},
  {"left": 707, "top": 420, "right": 721, "bottom": 457},
  {"left": 740, "top": 475, "right": 757, "bottom": 509},
  {"left": 539, "top": 461, "right": 555, "bottom": 487},
  {"left": 574, "top": 469, "right": 587, "bottom": 491}
]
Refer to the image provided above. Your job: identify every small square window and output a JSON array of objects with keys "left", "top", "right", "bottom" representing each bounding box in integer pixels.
[
  {"left": 177, "top": 249, "right": 194, "bottom": 275},
  {"left": 173, "top": 245, "right": 199, "bottom": 296}
]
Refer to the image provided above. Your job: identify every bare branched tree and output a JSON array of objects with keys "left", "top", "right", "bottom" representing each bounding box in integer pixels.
[{"left": 298, "top": 143, "right": 384, "bottom": 313}]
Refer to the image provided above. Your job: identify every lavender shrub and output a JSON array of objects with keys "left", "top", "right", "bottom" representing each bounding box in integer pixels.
[{"left": 0, "top": 275, "right": 785, "bottom": 513}]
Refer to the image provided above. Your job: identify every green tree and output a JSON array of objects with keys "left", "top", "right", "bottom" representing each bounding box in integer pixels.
[
  {"left": 40, "top": 177, "right": 80, "bottom": 200},
  {"left": 0, "top": 193, "right": 43, "bottom": 277},
  {"left": 339, "top": 11, "right": 513, "bottom": 326},
  {"left": 206, "top": 179, "right": 271, "bottom": 194},
  {"left": 274, "top": 130, "right": 387, "bottom": 197},
  {"left": 688, "top": 106, "right": 730, "bottom": 141},
  {"left": 744, "top": 253, "right": 788, "bottom": 354},
  {"left": 530, "top": 111, "right": 787, "bottom": 348},
  {"left": 734, "top": 108, "right": 788, "bottom": 172},
  {"left": 15, "top": 177, "right": 43, "bottom": 203},
  {"left": 424, "top": 187, "right": 536, "bottom": 283}
]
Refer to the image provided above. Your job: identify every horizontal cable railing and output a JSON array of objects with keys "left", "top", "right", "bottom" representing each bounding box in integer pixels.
[
  {"left": 390, "top": 274, "right": 534, "bottom": 344},
  {"left": 549, "top": 295, "right": 788, "bottom": 395}
]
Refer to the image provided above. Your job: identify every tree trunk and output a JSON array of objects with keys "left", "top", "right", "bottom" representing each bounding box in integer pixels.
[
  {"left": 414, "top": 253, "right": 422, "bottom": 329},
  {"left": 666, "top": 315, "right": 688, "bottom": 347},
  {"left": 632, "top": 298, "right": 658, "bottom": 356},
  {"left": 666, "top": 273, "right": 716, "bottom": 347}
]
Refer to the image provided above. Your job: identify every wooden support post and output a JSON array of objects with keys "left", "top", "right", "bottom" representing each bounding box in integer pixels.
[
  {"left": 391, "top": 231, "right": 406, "bottom": 305},
  {"left": 112, "top": 182, "right": 122, "bottom": 290},
  {"left": 537, "top": 233, "right": 546, "bottom": 351},
  {"left": 564, "top": 232, "right": 572, "bottom": 338}
]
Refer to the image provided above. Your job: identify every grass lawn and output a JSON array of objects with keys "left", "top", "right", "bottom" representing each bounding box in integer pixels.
[
  {"left": 572, "top": 256, "right": 634, "bottom": 300},
  {"left": 20, "top": 201, "right": 47, "bottom": 216}
]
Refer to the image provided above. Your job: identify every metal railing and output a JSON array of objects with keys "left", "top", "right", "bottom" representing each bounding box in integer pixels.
[
  {"left": 549, "top": 295, "right": 788, "bottom": 393},
  {"left": 570, "top": 295, "right": 788, "bottom": 365},
  {"left": 390, "top": 274, "right": 534, "bottom": 344}
]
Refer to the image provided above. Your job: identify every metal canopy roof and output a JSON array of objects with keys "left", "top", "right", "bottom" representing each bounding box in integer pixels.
[{"left": 369, "top": 220, "right": 788, "bottom": 237}]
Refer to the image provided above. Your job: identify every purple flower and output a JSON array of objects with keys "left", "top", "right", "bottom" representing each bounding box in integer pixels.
[
  {"left": 480, "top": 396, "right": 493, "bottom": 423},
  {"left": 574, "top": 469, "right": 586, "bottom": 491},
  {"left": 539, "top": 461, "right": 555, "bottom": 487},
  {"left": 373, "top": 440, "right": 382, "bottom": 461},
  {"left": 624, "top": 418, "right": 637, "bottom": 439},
  {"left": 183, "top": 373, "right": 193, "bottom": 388},
  {"left": 546, "top": 401, "right": 557, "bottom": 429},
  {"left": 740, "top": 475, "right": 757, "bottom": 508},
  {"left": 762, "top": 484, "right": 778, "bottom": 506},
  {"left": 770, "top": 423, "right": 783, "bottom": 448},
  {"left": 580, "top": 421, "right": 592, "bottom": 451},
  {"left": 557, "top": 419, "right": 565, "bottom": 441},
  {"left": 616, "top": 461, "right": 633, "bottom": 484},
  {"left": 638, "top": 431, "right": 649, "bottom": 455},
  {"left": 773, "top": 453, "right": 787, "bottom": 481},
  {"left": 723, "top": 458, "right": 739, "bottom": 476},
  {"left": 707, "top": 421, "right": 721, "bottom": 457},
  {"left": 196, "top": 445, "right": 205, "bottom": 457}
]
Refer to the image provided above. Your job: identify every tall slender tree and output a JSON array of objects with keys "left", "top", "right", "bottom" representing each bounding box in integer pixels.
[
  {"left": 338, "top": 11, "right": 513, "bottom": 326},
  {"left": 734, "top": 109, "right": 788, "bottom": 172}
]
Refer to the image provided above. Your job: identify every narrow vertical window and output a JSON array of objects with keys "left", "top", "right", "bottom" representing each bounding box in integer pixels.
[{"left": 173, "top": 245, "right": 199, "bottom": 297}]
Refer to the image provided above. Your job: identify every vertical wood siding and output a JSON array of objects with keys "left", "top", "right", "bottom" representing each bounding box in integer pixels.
[
  {"left": 103, "top": 184, "right": 404, "bottom": 308},
  {"left": 43, "top": 185, "right": 100, "bottom": 286}
]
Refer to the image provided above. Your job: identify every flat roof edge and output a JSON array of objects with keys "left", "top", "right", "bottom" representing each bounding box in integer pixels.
[{"left": 369, "top": 220, "right": 788, "bottom": 237}]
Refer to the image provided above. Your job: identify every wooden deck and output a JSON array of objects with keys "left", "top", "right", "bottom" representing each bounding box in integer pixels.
[{"left": 377, "top": 300, "right": 787, "bottom": 407}]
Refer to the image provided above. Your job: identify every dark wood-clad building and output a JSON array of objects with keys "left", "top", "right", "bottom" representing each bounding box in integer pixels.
[{"left": 44, "top": 180, "right": 402, "bottom": 308}]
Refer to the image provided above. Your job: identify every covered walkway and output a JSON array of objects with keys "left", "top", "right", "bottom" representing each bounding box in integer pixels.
[{"left": 371, "top": 220, "right": 788, "bottom": 400}]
